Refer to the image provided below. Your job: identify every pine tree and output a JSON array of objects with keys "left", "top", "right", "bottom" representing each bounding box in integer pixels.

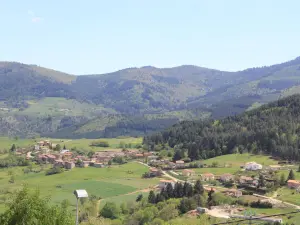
[
  {"left": 194, "top": 180, "right": 204, "bottom": 195},
  {"left": 155, "top": 193, "right": 165, "bottom": 203},
  {"left": 165, "top": 183, "right": 174, "bottom": 199},
  {"left": 173, "top": 151, "right": 182, "bottom": 161},
  {"left": 207, "top": 188, "right": 215, "bottom": 209},
  {"left": 148, "top": 191, "right": 156, "bottom": 204},
  {"left": 280, "top": 173, "right": 286, "bottom": 186},
  {"left": 136, "top": 194, "right": 143, "bottom": 202},
  {"left": 183, "top": 182, "right": 193, "bottom": 197},
  {"left": 173, "top": 182, "right": 184, "bottom": 198},
  {"left": 288, "top": 169, "right": 295, "bottom": 180},
  {"left": 63, "top": 145, "right": 66, "bottom": 150},
  {"left": 10, "top": 144, "right": 16, "bottom": 152},
  {"left": 258, "top": 174, "right": 265, "bottom": 188},
  {"left": 194, "top": 194, "right": 205, "bottom": 207}
]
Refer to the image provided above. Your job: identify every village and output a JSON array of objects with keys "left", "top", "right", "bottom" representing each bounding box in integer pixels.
[{"left": 11, "top": 139, "right": 300, "bottom": 223}]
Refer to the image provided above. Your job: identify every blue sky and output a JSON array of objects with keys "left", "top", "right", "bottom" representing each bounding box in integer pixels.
[{"left": 0, "top": 0, "right": 299, "bottom": 75}]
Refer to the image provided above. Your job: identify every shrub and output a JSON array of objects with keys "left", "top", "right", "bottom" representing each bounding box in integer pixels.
[
  {"left": 90, "top": 141, "right": 110, "bottom": 147},
  {"left": 100, "top": 202, "right": 120, "bottom": 219},
  {"left": 45, "top": 167, "right": 64, "bottom": 176},
  {"left": 250, "top": 200, "right": 272, "bottom": 208}
]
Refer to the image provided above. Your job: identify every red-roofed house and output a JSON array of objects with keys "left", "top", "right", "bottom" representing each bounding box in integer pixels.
[
  {"left": 220, "top": 173, "right": 234, "bottom": 182},
  {"left": 287, "top": 180, "right": 300, "bottom": 189},
  {"left": 200, "top": 173, "right": 215, "bottom": 181},
  {"left": 182, "top": 169, "right": 195, "bottom": 177}
]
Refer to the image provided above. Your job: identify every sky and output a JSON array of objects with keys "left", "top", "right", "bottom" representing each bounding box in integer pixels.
[{"left": 0, "top": 0, "right": 300, "bottom": 75}]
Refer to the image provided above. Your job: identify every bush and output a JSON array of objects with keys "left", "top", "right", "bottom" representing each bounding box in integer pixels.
[
  {"left": 100, "top": 202, "right": 120, "bottom": 219},
  {"left": 250, "top": 200, "right": 272, "bottom": 208},
  {"left": 0, "top": 155, "right": 29, "bottom": 168},
  {"left": 90, "top": 141, "right": 110, "bottom": 147},
  {"left": 45, "top": 167, "right": 64, "bottom": 176}
]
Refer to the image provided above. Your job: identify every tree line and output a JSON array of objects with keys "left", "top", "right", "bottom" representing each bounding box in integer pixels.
[{"left": 144, "top": 94, "right": 300, "bottom": 161}]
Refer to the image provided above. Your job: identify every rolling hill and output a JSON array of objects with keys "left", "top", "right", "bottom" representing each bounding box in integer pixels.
[
  {"left": 144, "top": 94, "right": 300, "bottom": 161},
  {"left": 1, "top": 56, "right": 300, "bottom": 138}
]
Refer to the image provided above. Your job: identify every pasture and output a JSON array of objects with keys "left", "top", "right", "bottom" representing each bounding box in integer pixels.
[
  {"left": 0, "top": 162, "right": 158, "bottom": 212},
  {"left": 0, "top": 136, "right": 143, "bottom": 152}
]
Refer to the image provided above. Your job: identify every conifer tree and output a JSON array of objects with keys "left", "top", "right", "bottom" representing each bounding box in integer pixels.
[{"left": 148, "top": 191, "right": 156, "bottom": 204}]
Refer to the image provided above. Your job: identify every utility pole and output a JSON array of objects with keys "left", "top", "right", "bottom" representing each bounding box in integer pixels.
[{"left": 75, "top": 197, "right": 79, "bottom": 225}]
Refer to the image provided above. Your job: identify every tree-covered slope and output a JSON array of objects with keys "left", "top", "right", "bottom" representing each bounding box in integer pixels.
[
  {"left": 2, "top": 56, "right": 300, "bottom": 138},
  {"left": 144, "top": 94, "right": 300, "bottom": 161}
]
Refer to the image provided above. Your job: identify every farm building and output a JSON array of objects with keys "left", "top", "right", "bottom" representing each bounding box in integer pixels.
[
  {"left": 175, "top": 160, "right": 185, "bottom": 168},
  {"left": 239, "top": 176, "right": 253, "bottom": 184},
  {"left": 182, "top": 169, "right": 195, "bottom": 176},
  {"left": 222, "top": 189, "right": 242, "bottom": 198},
  {"left": 219, "top": 173, "right": 234, "bottom": 182},
  {"left": 245, "top": 162, "right": 262, "bottom": 171},
  {"left": 287, "top": 180, "right": 300, "bottom": 189},
  {"left": 149, "top": 167, "right": 161, "bottom": 177},
  {"left": 200, "top": 173, "right": 215, "bottom": 181}
]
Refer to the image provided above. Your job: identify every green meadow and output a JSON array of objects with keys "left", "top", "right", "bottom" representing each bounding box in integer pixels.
[
  {"left": 0, "top": 162, "right": 159, "bottom": 212},
  {"left": 0, "top": 136, "right": 143, "bottom": 152}
]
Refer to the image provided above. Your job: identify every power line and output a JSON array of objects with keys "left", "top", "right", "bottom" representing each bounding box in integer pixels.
[{"left": 211, "top": 210, "right": 300, "bottom": 225}]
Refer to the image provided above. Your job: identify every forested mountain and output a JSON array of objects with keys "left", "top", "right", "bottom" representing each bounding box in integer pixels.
[
  {"left": 1, "top": 56, "right": 300, "bottom": 138},
  {"left": 144, "top": 94, "right": 300, "bottom": 161}
]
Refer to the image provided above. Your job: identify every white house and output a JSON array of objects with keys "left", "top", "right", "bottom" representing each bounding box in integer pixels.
[
  {"left": 60, "top": 149, "right": 70, "bottom": 154},
  {"left": 245, "top": 162, "right": 262, "bottom": 171}
]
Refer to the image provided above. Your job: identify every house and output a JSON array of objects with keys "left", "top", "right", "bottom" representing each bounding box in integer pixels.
[
  {"left": 239, "top": 176, "right": 253, "bottom": 184},
  {"left": 60, "top": 149, "right": 70, "bottom": 154},
  {"left": 222, "top": 189, "right": 242, "bottom": 198},
  {"left": 149, "top": 167, "right": 161, "bottom": 177},
  {"left": 287, "top": 180, "right": 300, "bottom": 189},
  {"left": 64, "top": 161, "right": 75, "bottom": 169},
  {"left": 219, "top": 173, "right": 234, "bottom": 182},
  {"left": 245, "top": 162, "right": 263, "bottom": 171},
  {"left": 159, "top": 180, "right": 175, "bottom": 189},
  {"left": 175, "top": 160, "right": 185, "bottom": 169},
  {"left": 94, "top": 163, "right": 105, "bottom": 168},
  {"left": 80, "top": 161, "right": 90, "bottom": 168},
  {"left": 200, "top": 173, "right": 215, "bottom": 181},
  {"left": 54, "top": 160, "right": 65, "bottom": 168},
  {"left": 182, "top": 169, "right": 195, "bottom": 177},
  {"left": 134, "top": 153, "right": 144, "bottom": 158}
]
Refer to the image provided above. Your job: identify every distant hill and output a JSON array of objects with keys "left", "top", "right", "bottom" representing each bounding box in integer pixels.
[
  {"left": 144, "top": 94, "right": 300, "bottom": 161},
  {"left": 1, "top": 57, "right": 300, "bottom": 138}
]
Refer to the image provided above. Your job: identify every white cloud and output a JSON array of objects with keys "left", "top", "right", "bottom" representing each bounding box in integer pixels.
[{"left": 27, "top": 10, "right": 43, "bottom": 23}]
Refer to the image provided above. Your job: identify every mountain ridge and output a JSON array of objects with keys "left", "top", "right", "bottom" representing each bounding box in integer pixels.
[{"left": 1, "top": 56, "right": 300, "bottom": 138}]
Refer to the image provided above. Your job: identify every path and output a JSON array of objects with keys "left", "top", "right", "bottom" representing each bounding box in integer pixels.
[{"left": 253, "top": 193, "right": 300, "bottom": 209}]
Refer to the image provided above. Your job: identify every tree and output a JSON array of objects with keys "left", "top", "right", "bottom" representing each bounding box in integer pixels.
[
  {"left": 148, "top": 191, "right": 156, "bottom": 204},
  {"left": 165, "top": 183, "right": 174, "bottom": 199},
  {"left": 100, "top": 202, "right": 120, "bottom": 219},
  {"left": 258, "top": 174, "right": 265, "bottom": 188},
  {"left": 55, "top": 144, "right": 61, "bottom": 151},
  {"left": 173, "top": 182, "right": 184, "bottom": 198},
  {"left": 172, "top": 150, "right": 182, "bottom": 161},
  {"left": 178, "top": 198, "right": 196, "bottom": 214},
  {"left": 288, "top": 169, "right": 295, "bottom": 180},
  {"left": 136, "top": 194, "right": 143, "bottom": 202},
  {"left": 87, "top": 151, "right": 94, "bottom": 158},
  {"left": 63, "top": 145, "right": 66, "bottom": 150},
  {"left": 280, "top": 173, "right": 286, "bottom": 186},
  {"left": 207, "top": 188, "right": 215, "bottom": 209},
  {"left": 0, "top": 186, "right": 73, "bottom": 225},
  {"left": 158, "top": 204, "right": 178, "bottom": 221},
  {"left": 10, "top": 144, "right": 16, "bottom": 153},
  {"left": 108, "top": 160, "right": 112, "bottom": 166},
  {"left": 183, "top": 182, "right": 193, "bottom": 197},
  {"left": 194, "top": 194, "right": 205, "bottom": 207},
  {"left": 194, "top": 180, "right": 204, "bottom": 195},
  {"left": 298, "top": 164, "right": 300, "bottom": 172}
]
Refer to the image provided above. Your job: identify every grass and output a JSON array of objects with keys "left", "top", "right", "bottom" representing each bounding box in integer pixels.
[
  {"left": 275, "top": 187, "right": 300, "bottom": 206},
  {"left": 0, "top": 162, "right": 159, "bottom": 212},
  {"left": 0, "top": 136, "right": 143, "bottom": 152}
]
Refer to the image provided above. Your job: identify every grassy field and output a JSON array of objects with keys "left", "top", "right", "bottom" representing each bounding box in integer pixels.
[
  {"left": 0, "top": 162, "right": 158, "bottom": 212},
  {"left": 176, "top": 153, "right": 278, "bottom": 176},
  {"left": 0, "top": 136, "right": 143, "bottom": 152}
]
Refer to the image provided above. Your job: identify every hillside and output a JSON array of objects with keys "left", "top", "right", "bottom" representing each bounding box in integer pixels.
[
  {"left": 1, "top": 57, "right": 300, "bottom": 138},
  {"left": 144, "top": 94, "right": 300, "bottom": 161}
]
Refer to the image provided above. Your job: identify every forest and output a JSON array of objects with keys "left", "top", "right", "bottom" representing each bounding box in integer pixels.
[{"left": 144, "top": 94, "right": 300, "bottom": 161}]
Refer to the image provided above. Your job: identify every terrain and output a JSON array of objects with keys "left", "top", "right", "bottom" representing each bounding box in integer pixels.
[
  {"left": 144, "top": 94, "right": 300, "bottom": 161},
  {"left": 2, "top": 56, "right": 300, "bottom": 138}
]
